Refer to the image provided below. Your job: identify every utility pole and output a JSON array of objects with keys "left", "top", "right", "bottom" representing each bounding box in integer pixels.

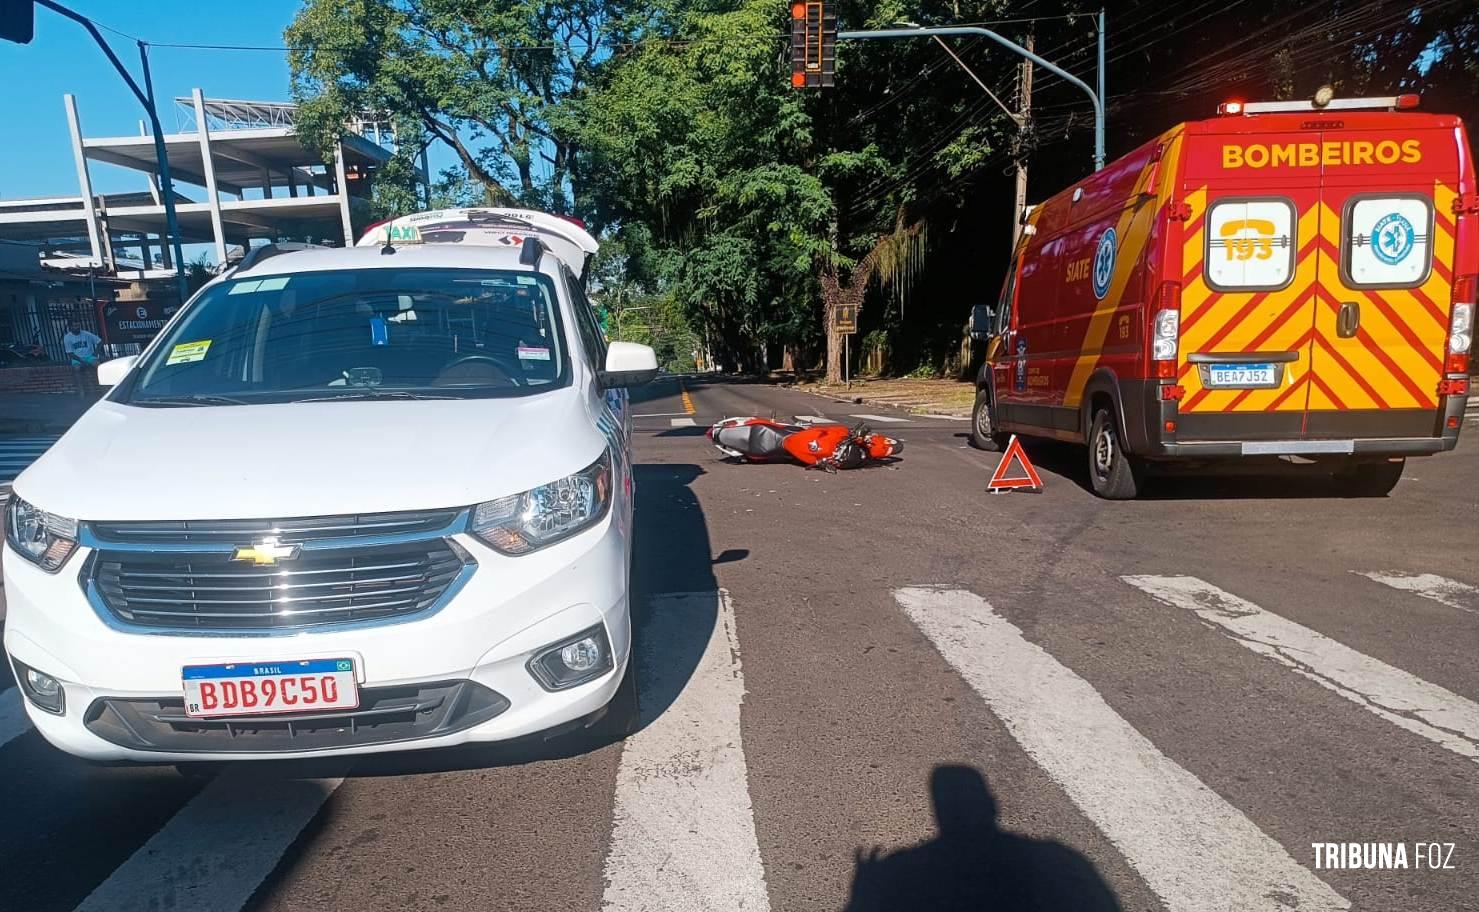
[{"left": 1012, "top": 32, "right": 1034, "bottom": 250}]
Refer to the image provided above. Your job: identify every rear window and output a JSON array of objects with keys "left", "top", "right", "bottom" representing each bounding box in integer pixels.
[
  {"left": 1205, "top": 198, "right": 1296, "bottom": 292},
  {"left": 1342, "top": 194, "right": 1432, "bottom": 289}
]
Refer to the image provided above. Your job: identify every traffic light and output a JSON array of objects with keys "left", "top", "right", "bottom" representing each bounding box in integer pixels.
[
  {"left": 790, "top": 1, "right": 836, "bottom": 88},
  {"left": 0, "top": 0, "right": 34, "bottom": 44}
]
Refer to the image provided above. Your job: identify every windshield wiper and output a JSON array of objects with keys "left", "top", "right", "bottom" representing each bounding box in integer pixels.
[
  {"left": 131, "top": 394, "right": 252, "bottom": 407},
  {"left": 294, "top": 390, "right": 463, "bottom": 402}
]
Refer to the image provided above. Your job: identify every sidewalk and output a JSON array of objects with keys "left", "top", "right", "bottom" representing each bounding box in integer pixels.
[{"left": 790, "top": 377, "right": 977, "bottom": 418}]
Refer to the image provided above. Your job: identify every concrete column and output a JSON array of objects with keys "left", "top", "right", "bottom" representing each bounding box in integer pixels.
[
  {"left": 191, "top": 88, "right": 229, "bottom": 265},
  {"left": 99, "top": 214, "right": 116, "bottom": 272},
  {"left": 261, "top": 168, "right": 273, "bottom": 199},
  {"left": 63, "top": 95, "right": 104, "bottom": 268},
  {"left": 140, "top": 120, "right": 161, "bottom": 205},
  {"left": 333, "top": 141, "right": 354, "bottom": 245}
]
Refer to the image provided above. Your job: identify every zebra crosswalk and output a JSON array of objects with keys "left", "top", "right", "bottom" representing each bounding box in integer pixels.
[
  {"left": 1, "top": 567, "right": 1475, "bottom": 912},
  {"left": 0, "top": 435, "right": 61, "bottom": 488}
]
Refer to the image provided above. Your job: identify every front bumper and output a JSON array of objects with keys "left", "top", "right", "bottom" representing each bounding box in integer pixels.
[{"left": 3, "top": 517, "right": 631, "bottom": 762}]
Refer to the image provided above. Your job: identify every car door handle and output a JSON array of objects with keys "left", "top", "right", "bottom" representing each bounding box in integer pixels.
[{"left": 1337, "top": 301, "right": 1361, "bottom": 338}]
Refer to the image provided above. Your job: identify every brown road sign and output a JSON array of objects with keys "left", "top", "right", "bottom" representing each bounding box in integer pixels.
[{"left": 833, "top": 304, "right": 858, "bottom": 334}]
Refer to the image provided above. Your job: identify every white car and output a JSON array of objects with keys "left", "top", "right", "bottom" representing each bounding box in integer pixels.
[{"left": 3, "top": 221, "right": 656, "bottom": 763}]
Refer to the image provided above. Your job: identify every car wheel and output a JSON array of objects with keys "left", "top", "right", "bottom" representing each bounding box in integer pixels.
[
  {"left": 591, "top": 653, "right": 640, "bottom": 743},
  {"left": 1087, "top": 407, "right": 1143, "bottom": 499},
  {"left": 1333, "top": 458, "right": 1404, "bottom": 497},
  {"left": 970, "top": 389, "right": 1010, "bottom": 451}
]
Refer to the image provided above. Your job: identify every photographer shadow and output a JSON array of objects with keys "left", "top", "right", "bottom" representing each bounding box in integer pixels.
[{"left": 843, "top": 765, "right": 1122, "bottom": 912}]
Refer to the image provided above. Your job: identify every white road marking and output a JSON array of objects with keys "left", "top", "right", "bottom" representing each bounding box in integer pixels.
[
  {"left": 1124, "top": 575, "right": 1479, "bottom": 763},
  {"left": 74, "top": 767, "right": 344, "bottom": 912},
  {"left": 602, "top": 590, "right": 769, "bottom": 912},
  {"left": 794, "top": 415, "right": 829, "bottom": 423},
  {"left": 849, "top": 413, "right": 910, "bottom": 424},
  {"left": 0, "top": 688, "right": 31, "bottom": 750},
  {"left": 917, "top": 413, "right": 970, "bottom": 421},
  {"left": 668, "top": 417, "right": 697, "bottom": 427},
  {"left": 1354, "top": 571, "right": 1478, "bottom": 615},
  {"left": 896, "top": 585, "right": 1349, "bottom": 912},
  {"left": 633, "top": 412, "right": 691, "bottom": 418}
]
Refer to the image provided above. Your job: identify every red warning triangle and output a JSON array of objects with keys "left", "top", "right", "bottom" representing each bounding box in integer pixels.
[{"left": 987, "top": 435, "right": 1044, "bottom": 492}]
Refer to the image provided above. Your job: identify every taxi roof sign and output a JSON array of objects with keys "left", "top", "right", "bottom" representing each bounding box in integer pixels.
[{"left": 358, "top": 208, "right": 599, "bottom": 279}]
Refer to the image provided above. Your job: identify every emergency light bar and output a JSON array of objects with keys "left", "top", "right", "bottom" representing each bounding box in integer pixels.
[{"left": 1219, "top": 94, "right": 1420, "bottom": 116}]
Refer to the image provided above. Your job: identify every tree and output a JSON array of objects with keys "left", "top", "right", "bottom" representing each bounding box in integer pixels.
[
  {"left": 572, "top": 0, "right": 833, "bottom": 371},
  {"left": 285, "top": 0, "right": 643, "bottom": 211}
]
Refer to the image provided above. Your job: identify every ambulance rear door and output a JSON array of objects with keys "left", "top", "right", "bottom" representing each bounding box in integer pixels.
[
  {"left": 1303, "top": 127, "right": 1459, "bottom": 440},
  {"left": 1176, "top": 135, "right": 1322, "bottom": 441}
]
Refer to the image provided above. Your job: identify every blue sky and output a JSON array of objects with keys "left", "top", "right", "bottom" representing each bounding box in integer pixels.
[{"left": 0, "top": 0, "right": 451, "bottom": 201}]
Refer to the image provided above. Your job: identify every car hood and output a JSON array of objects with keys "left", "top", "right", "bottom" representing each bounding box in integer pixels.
[{"left": 15, "top": 392, "right": 606, "bottom": 522}]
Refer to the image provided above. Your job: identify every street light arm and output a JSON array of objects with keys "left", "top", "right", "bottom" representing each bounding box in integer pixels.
[
  {"left": 34, "top": 0, "right": 150, "bottom": 110},
  {"left": 838, "top": 26, "right": 1105, "bottom": 170}
]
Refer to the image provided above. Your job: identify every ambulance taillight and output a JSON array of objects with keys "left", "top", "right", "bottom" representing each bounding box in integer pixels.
[
  {"left": 1153, "top": 281, "right": 1181, "bottom": 379},
  {"left": 1447, "top": 275, "right": 1475, "bottom": 374}
]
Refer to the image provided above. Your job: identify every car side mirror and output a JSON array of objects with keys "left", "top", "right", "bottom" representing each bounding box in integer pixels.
[
  {"left": 96, "top": 354, "right": 138, "bottom": 387},
  {"left": 969, "top": 304, "right": 996, "bottom": 341},
  {"left": 599, "top": 341, "right": 658, "bottom": 389}
]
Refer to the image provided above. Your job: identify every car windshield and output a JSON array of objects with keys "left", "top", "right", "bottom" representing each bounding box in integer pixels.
[{"left": 124, "top": 267, "right": 569, "bottom": 405}]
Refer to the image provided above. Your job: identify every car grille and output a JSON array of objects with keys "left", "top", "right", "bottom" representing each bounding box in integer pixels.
[
  {"left": 88, "top": 509, "right": 460, "bottom": 545},
  {"left": 83, "top": 680, "right": 510, "bottom": 753},
  {"left": 90, "top": 540, "right": 470, "bottom": 631}
]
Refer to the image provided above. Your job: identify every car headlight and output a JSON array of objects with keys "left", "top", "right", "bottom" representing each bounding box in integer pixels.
[
  {"left": 5, "top": 495, "right": 79, "bottom": 572},
  {"left": 470, "top": 452, "right": 612, "bottom": 555}
]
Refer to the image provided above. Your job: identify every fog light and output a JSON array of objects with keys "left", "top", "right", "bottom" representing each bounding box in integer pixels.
[
  {"left": 14, "top": 660, "right": 65, "bottom": 715},
  {"left": 528, "top": 624, "right": 614, "bottom": 691},
  {"left": 561, "top": 638, "right": 603, "bottom": 672}
]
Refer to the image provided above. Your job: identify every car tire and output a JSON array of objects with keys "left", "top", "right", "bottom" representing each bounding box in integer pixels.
[
  {"left": 592, "top": 653, "right": 641, "bottom": 743},
  {"left": 1087, "top": 406, "right": 1143, "bottom": 499},
  {"left": 1333, "top": 458, "right": 1404, "bottom": 497},
  {"left": 970, "top": 389, "right": 1010, "bottom": 451}
]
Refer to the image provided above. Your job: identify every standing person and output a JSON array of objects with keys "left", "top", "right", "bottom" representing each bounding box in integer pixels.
[{"left": 62, "top": 319, "right": 102, "bottom": 397}]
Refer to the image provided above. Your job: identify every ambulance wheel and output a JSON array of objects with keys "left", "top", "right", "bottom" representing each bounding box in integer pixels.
[
  {"left": 1087, "top": 407, "right": 1143, "bottom": 499},
  {"left": 971, "top": 389, "right": 1010, "bottom": 451},
  {"left": 1333, "top": 458, "right": 1404, "bottom": 497}
]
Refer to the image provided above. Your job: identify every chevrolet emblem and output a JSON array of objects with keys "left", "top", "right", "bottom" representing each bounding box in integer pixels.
[{"left": 231, "top": 538, "right": 300, "bottom": 566}]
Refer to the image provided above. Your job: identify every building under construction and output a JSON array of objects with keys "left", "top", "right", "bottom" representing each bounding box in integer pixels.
[{"left": 0, "top": 90, "right": 421, "bottom": 365}]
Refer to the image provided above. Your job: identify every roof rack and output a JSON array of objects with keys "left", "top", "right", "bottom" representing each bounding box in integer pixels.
[{"left": 229, "top": 241, "right": 332, "bottom": 274}]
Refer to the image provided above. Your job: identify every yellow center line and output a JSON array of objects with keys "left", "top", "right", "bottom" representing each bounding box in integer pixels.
[{"left": 680, "top": 384, "right": 696, "bottom": 415}]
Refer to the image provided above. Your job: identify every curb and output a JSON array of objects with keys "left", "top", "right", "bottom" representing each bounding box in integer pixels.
[{"left": 789, "top": 384, "right": 972, "bottom": 419}]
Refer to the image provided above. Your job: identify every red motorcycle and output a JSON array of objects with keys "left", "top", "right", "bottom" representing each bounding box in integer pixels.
[{"left": 707, "top": 417, "right": 902, "bottom": 470}]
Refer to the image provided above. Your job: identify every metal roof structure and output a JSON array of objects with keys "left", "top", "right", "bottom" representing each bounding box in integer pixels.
[{"left": 0, "top": 89, "right": 426, "bottom": 283}]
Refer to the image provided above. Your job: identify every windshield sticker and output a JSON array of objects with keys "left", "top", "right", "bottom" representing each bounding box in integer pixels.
[
  {"left": 227, "top": 280, "right": 261, "bottom": 295},
  {"left": 516, "top": 276, "right": 537, "bottom": 285},
  {"left": 256, "top": 276, "right": 290, "bottom": 291},
  {"left": 369, "top": 315, "right": 389, "bottom": 346},
  {"left": 166, "top": 340, "right": 212, "bottom": 365},
  {"left": 517, "top": 346, "right": 552, "bottom": 361}
]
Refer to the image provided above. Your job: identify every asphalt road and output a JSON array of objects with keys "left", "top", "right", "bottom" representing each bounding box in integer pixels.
[{"left": 2, "top": 376, "right": 1477, "bottom": 912}]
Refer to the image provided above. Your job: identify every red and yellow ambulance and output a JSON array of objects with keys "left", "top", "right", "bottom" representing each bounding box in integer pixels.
[{"left": 970, "top": 92, "right": 1476, "bottom": 498}]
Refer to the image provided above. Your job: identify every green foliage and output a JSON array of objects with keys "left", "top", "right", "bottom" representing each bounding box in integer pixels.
[
  {"left": 285, "top": 0, "right": 644, "bottom": 210},
  {"left": 287, "top": 0, "right": 1479, "bottom": 377},
  {"left": 572, "top": 0, "right": 833, "bottom": 371}
]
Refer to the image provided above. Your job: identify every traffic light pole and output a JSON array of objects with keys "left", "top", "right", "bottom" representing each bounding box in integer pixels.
[
  {"left": 32, "top": 0, "right": 190, "bottom": 301},
  {"left": 838, "top": 26, "right": 1106, "bottom": 171}
]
